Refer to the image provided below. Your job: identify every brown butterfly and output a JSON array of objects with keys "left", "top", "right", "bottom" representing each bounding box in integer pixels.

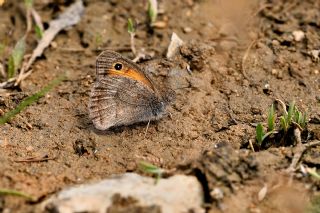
[{"left": 89, "top": 51, "right": 175, "bottom": 130}]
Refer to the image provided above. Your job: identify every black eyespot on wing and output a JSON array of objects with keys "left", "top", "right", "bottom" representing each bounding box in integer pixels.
[{"left": 114, "top": 63, "right": 122, "bottom": 70}]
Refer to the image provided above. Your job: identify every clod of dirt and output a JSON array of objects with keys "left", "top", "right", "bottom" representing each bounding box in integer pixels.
[
  {"left": 178, "top": 143, "right": 258, "bottom": 204},
  {"left": 73, "top": 137, "right": 97, "bottom": 157},
  {"left": 180, "top": 40, "right": 215, "bottom": 72},
  {"left": 73, "top": 139, "right": 89, "bottom": 156},
  {"left": 41, "top": 173, "right": 204, "bottom": 213}
]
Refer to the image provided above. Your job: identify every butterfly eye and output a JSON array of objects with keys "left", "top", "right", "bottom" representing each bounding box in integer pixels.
[{"left": 114, "top": 63, "right": 123, "bottom": 71}]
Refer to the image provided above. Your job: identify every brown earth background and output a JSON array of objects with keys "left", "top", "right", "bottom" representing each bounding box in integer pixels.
[{"left": 0, "top": 0, "right": 320, "bottom": 212}]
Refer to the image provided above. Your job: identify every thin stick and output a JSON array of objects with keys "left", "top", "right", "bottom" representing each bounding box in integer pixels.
[
  {"left": 130, "top": 33, "right": 136, "bottom": 56},
  {"left": 25, "top": 5, "right": 32, "bottom": 36},
  {"left": 144, "top": 119, "right": 151, "bottom": 139},
  {"left": 241, "top": 40, "right": 256, "bottom": 80},
  {"left": 249, "top": 139, "right": 255, "bottom": 152},
  {"left": 14, "top": 155, "right": 56, "bottom": 163}
]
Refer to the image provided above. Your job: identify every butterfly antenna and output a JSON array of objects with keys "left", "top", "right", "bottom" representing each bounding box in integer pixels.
[{"left": 144, "top": 119, "right": 151, "bottom": 139}]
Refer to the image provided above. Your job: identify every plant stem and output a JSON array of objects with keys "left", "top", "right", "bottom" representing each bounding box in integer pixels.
[{"left": 130, "top": 33, "right": 136, "bottom": 56}]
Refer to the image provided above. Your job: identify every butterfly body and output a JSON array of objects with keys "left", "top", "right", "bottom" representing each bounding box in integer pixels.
[{"left": 89, "top": 51, "right": 174, "bottom": 130}]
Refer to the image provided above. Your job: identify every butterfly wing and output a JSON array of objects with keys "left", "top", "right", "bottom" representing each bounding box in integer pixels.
[{"left": 89, "top": 51, "right": 166, "bottom": 130}]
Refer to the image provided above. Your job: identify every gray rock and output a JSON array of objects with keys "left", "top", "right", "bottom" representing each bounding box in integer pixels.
[{"left": 41, "top": 173, "right": 204, "bottom": 213}]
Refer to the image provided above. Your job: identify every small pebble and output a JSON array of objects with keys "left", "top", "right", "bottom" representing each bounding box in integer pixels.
[
  {"left": 292, "top": 30, "right": 305, "bottom": 42},
  {"left": 314, "top": 70, "right": 319, "bottom": 74},
  {"left": 183, "top": 27, "right": 192, "bottom": 33},
  {"left": 271, "top": 69, "right": 277, "bottom": 75},
  {"left": 26, "top": 145, "right": 34, "bottom": 152},
  {"left": 151, "top": 21, "right": 167, "bottom": 28},
  {"left": 272, "top": 39, "right": 280, "bottom": 46},
  {"left": 51, "top": 41, "right": 58, "bottom": 48}
]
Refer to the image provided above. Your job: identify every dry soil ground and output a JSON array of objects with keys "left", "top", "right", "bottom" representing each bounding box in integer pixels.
[{"left": 0, "top": 0, "right": 319, "bottom": 212}]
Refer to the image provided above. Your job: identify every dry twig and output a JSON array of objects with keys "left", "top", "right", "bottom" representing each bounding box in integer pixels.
[
  {"left": 241, "top": 40, "right": 256, "bottom": 81},
  {"left": 0, "top": 0, "right": 84, "bottom": 88},
  {"left": 14, "top": 155, "right": 56, "bottom": 163}
]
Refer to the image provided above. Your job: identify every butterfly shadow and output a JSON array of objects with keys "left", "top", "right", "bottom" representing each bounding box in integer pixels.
[{"left": 76, "top": 111, "right": 158, "bottom": 136}]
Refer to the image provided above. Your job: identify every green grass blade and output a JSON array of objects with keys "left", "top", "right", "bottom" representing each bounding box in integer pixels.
[
  {"left": 138, "top": 161, "right": 163, "bottom": 183},
  {"left": 7, "top": 37, "right": 26, "bottom": 78},
  {"left": 127, "top": 18, "right": 135, "bottom": 34},
  {"left": 34, "top": 25, "right": 43, "bottom": 39},
  {"left": 267, "top": 104, "right": 275, "bottom": 131},
  {"left": 307, "top": 168, "right": 320, "bottom": 180},
  {"left": 301, "top": 112, "right": 307, "bottom": 128},
  {"left": 280, "top": 116, "right": 287, "bottom": 132},
  {"left": 148, "top": 0, "right": 158, "bottom": 23},
  {"left": 24, "top": 0, "right": 33, "bottom": 8},
  {"left": 256, "top": 123, "right": 264, "bottom": 144},
  {"left": 0, "top": 188, "right": 35, "bottom": 201},
  {"left": 0, "top": 74, "right": 65, "bottom": 125},
  {"left": 286, "top": 101, "right": 295, "bottom": 125},
  {"left": 7, "top": 55, "right": 15, "bottom": 78},
  {"left": 138, "top": 161, "right": 160, "bottom": 174},
  {"left": 293, "top": 110, "right": 300, "bottom": 123}
]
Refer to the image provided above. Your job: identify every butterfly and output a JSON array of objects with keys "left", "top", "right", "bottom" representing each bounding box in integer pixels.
[{"left": 89, "top": 51, "right": 175, "bottom": 130}]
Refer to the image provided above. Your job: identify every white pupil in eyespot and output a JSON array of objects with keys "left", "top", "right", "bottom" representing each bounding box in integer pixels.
[{"left": 115, "top": 63, "right": 122, "bottom": 70}]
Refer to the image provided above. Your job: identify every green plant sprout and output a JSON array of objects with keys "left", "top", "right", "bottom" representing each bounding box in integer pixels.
[
  {"left": 7, "top": 37, "right": 26, "bottom": 78},
  {"left": 256, "top": 123, "right": 275, "bottom": 145},
  {"left": 255, "top": 101, "right": 308, "bottom": 147},
  {"left": 256, "top": 104, "right": 277, "bottom": 145},
  {"left": 34, "top": 25, "right": 43, "bottom": 39},
  {"left": 148, "top": 0, "right": 158, "bottom": 24},
  {"left": 279, "top": 101, "right": 307, "bottom": 131},
  {"left": 24, "top": 0, "right": 33, "bottom": 8},
  {"left": 127, "top": 18, "right": 136, "bottom": 55},
  {"left": 0, "top": 74, "right": 65, "bottom": 125},
  {"left": 138, "top": 161, "right": 164, "bottom": 184},
  {"left": 95, "top": 33, "right": 103, "bottom": 48},
  {"left": 267, "top": 104, "right": 275, "bottom": 131},
  {"left": 306, "top": 167, "right": 320, "bottom": 180},
  {"left": 0, "top": 188, "right": 35, "bottom": 201}
]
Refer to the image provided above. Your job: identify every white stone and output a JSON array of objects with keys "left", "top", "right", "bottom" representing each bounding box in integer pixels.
[
  {"left": 41, "top": 173, "right": 204, "bottom": 213},
  {"left": 292, "top": 30, "right": 305, "bottom": 42},
  {"left": 166, "top": 32, "right": 184, "bottom": 59}
]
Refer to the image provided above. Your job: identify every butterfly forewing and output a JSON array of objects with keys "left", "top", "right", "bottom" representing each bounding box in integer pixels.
[{"left": 89, "top": 50, "right": 172, "bottom": 130}]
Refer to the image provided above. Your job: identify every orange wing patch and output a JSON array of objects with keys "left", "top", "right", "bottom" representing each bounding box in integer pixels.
[{"left": 108, "top": 68, "right": 154, "bottom": 91}]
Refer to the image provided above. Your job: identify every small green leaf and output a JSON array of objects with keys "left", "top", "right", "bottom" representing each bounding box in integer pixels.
[
  {"left": 286, "top": 101, "right": 295, "bottom": 125},
  {"left": 95, "top": 33, "right": 102, "bottom": 47},
  {"left": 148, "top": 0, "right": 158, "bottom": 23},
  {"left": 256, "top": 123, "right": 264, "bottom": 145},
  {"left": 127, "top": 18, "right": 135, "bottom": 34},
  {"left": 7, "top": 55, "right": 15, "bottom": 78},
  {"left": 24, "top": 0, "right": 33, "bottom": 8},
  {"left": 0, "top": 74, "right": 66, "bottom": 125},
  {"left": 138, "top": 161, "right": 163, "bottom": 184},
  {"left": 301, "top": 112, "right": 307, "bottom": 129},
  {"left": 7, "top": 37, "right": 26, "bottom": 78},
  {"left": 293, "top": 110, "right": 300, "bottom": 123},
  {"left": 267, "top": 104, "right": 275, "bottom": 131},
  {"left": 280, "top": 116, "right": 288, "bottom": 132},
  {"left": 34, "top": 25, "right": 43, "bottom": 39}
]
